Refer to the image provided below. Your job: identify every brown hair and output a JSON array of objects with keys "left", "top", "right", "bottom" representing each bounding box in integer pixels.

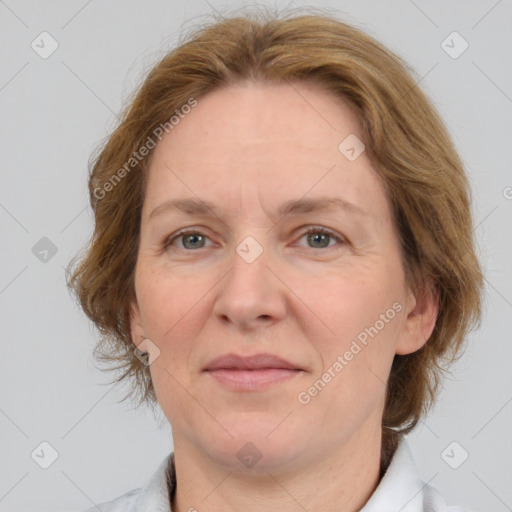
[{"left": 68, "top": 6, "right": 483, "bottom": 446}]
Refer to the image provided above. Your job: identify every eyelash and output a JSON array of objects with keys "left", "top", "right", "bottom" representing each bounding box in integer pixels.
[{"left": 162, "top": 226, "right": 347, "bottom": 252}]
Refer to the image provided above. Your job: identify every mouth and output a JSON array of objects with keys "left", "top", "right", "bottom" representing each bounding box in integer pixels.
[{"left": 202, "top": 353, "right": 304, "bottom": 391}]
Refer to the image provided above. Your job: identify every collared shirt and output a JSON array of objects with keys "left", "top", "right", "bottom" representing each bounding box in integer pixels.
[{"left": 83, "top": 439, "right": 469, "bottom": 511}]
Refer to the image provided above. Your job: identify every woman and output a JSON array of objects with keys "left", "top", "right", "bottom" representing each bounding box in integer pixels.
[{"left": 69, "top": 8, "right": 482, "bottom": 511}]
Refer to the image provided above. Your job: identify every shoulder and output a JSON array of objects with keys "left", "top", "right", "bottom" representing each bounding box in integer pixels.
[
  {"left": 422, "top": 483, "right": 473, "bottom": 512},
  {"left": 362, "top": 438, "right": 472, "bottom": 511},
  {"left": 82, "top": 487, "right": 143, "bottom": 512},
  {"left": 81, "top": 451, "right": 174, "bottom": 512}
]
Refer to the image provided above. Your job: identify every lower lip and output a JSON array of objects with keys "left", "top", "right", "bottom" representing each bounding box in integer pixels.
[{"left": 205, "top": 368, "right": 302, "bottom": 391}]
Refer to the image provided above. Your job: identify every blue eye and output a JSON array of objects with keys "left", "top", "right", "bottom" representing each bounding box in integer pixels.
[
  {"left": 163, "top": 226, "right": 346, "bottom": 252},
  {"left": 165, "top": 230, "right": 212, "bottom": 250},
  {"left": 299, "top": 227, "right": 346, "bottom": 249}
]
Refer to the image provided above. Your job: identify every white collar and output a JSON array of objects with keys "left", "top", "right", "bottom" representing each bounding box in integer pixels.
[
  {"left": 360, "top": 438, "right": 452, "bottom": 511},
  {"left": 89, "top": 438, "right": 459, "bottom": 511}
]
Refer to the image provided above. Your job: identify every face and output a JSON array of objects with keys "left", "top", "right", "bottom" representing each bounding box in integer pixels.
[{"left": 131, "top": 81, "right": 435, "bottom": 473}]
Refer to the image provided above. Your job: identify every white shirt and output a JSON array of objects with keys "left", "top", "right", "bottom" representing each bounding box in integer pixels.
[{"left": 83, "top": 439, "right": 469, "bottom": 511}]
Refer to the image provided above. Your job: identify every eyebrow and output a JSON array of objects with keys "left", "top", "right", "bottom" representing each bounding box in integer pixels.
[{"left": 148, "top": 196, "right": 368, "bottom": 221}]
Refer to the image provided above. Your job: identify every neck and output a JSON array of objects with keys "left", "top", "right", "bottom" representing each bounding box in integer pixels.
[{"left": 170, "top": 427, "right": 385, "bottom": 512}]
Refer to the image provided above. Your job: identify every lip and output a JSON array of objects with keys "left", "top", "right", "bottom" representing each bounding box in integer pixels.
[
  {"left": 203, "top": 353, "right": 304, "bottom": 391},
  {"left": 203, "top": 353, "right": 302, "bottom": 371}
]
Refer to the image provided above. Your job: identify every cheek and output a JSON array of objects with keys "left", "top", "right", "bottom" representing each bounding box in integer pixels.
[
  {"left": 301, "top": 268, "right": 400, "bottom": 337},
  {"left": 136, "top": 264, "right": 209, "bottom": 341},
  {"left": 136, "top": 271, "right": 205, "bottom": 414},
  {"left": 305, "top": 278, "right": 401, "bottom": 418},
  {"left": 300, "top": 268, "right": 404, "bottom": 381},
  {"left": 134, "top": 273, "right": 207, "bottom": 394}
]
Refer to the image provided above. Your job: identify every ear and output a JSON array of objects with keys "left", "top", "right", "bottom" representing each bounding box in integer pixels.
[
  {"left": 129, "top": 300, "right": 147, "bottom": 351},
  {"left": 395, "top": 284, "right": 439, "bottom": 356},
  {"left": 129, "top": 301, "right": 160, "bottom": 365}
]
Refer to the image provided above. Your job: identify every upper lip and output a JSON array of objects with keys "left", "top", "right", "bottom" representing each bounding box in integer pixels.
[{"left": 203, "top": 353, "right": 302, "bottom": 371}]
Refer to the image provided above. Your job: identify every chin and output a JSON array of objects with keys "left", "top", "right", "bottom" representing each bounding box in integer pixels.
[{"left": 199, "top": 415, "right": 310, "bottom": 473}]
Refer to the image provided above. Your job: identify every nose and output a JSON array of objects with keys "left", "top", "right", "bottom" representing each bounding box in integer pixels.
[{"left": 212, "top": 241, "right": 287, "bottom": 331}]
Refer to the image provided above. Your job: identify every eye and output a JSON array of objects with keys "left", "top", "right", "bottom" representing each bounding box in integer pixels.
[
  {"left": 297, "top": 226, "right": 346, "bottom": 249},
  {"left": 163, "top": 229, "right": 213, "bottom": 251},
  {"left": 163, "top": 226, "right": 347, "bottom": 252}
]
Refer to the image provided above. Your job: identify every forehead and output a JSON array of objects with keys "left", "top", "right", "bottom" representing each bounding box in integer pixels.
[
  {"left": 154, "top": 80, "right": 362, "bottom": 161},
  {"left": 144, "top": 81, "right": 390, "bottom": 223}
]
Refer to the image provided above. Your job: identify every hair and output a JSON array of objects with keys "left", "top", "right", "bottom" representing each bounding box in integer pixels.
[{"left": 68, "top": 6, "right": 483, "bottom": 455}]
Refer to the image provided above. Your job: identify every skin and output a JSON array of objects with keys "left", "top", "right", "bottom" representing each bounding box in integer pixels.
[{"left": 130, "top": 80, "right": 438, "bottom": 512}]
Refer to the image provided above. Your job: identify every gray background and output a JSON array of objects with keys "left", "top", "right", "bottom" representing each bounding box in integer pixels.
[{"left": 0, "top": 0, "right": 511, "bottom": 511}]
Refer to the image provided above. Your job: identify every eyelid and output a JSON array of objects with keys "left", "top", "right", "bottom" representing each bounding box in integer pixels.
[
  {"left": 163, "top": 225, "right": 348, "bottom": 251},
  {"left": 294, "top": 226, "right": 347, "bottom": 248},
  {"left": 163, "top": 227, "right": 215, "bottom": 250}
]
